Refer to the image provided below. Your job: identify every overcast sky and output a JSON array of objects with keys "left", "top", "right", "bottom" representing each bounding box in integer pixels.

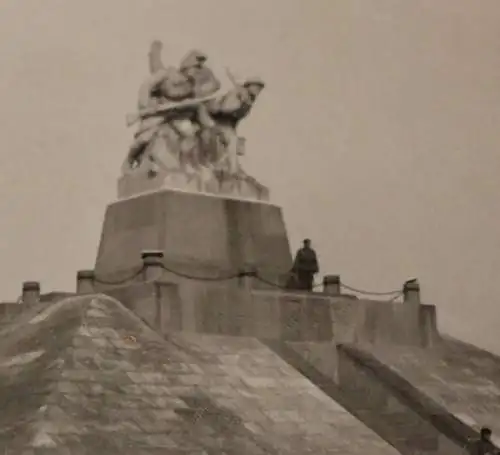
[{"left": 0, "top": 0, "right": 498, "bottom": 353}]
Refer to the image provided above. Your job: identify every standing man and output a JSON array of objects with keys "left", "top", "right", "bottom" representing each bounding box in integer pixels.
[
  {"left": 465, "top": 427, "right": 499, "bottom": 455},
  {"left": 291, "top": 239, "right": 319, "bottom": 291}
]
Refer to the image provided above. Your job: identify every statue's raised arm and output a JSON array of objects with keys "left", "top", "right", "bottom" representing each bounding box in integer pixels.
[{"left": 148, "top": 40, "right": 165, "bottom": 74}]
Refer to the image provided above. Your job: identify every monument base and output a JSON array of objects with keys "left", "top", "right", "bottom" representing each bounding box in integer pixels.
[
  {"left": 95, "top": 188, "right": 292, "bottom": 288},
  {"left": 118, "top": 166, "right": 270, "bottom": 202}
]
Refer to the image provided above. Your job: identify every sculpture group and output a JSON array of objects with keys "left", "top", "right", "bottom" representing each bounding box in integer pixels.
[{"left": 121, "top": 40, "right": 268, "bottom": 200}]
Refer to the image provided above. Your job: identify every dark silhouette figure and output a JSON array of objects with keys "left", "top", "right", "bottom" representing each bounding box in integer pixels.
[
  {"left": 290, "top": 239, "right": 319, "bottom": 291},
  {"left": 465, "top": 427, "right": 499, "bottom": 455}
]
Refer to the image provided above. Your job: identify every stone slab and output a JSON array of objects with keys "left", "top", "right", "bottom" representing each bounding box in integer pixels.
[
  {"left": 336, "top": 345, "right": 464, "bottom": 454},
  {"left": 329, "top": 297, "right": 440, "bottom": 348},
  {"left": 367, "top": 338, "right": 500, "bottom": 448},
  {"left": 94, "top": 188, "right": 293, "bottom": 288},
  {"left": 118, "top": 168, "right": 270, "bottom": 202}
]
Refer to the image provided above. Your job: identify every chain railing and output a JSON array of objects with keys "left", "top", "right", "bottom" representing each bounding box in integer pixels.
[
  {"left": 254, "top": 272, "right": 404, "bottom": 299},
  {"left": 93, "top": 265, "right": 146, "bottom": 286},
  {"left": 159, "top": 262, "right": 245, "bottom": 282},
  {"left": 91, "top": 260, "right": 407, "bottom": 302},
  {"left": 339, "top": 282, "right": 402, "bottom": 297},
  {"left": 92, "top": 263, "right": 248, "bottom": 286}
]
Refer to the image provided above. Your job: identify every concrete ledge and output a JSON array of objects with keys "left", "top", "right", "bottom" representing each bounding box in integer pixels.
[
  {"left": 329, "top": 298, "right": 441, "bottom": 347},
  {"left": 265, "top": 339, "right": 463, "bottom": 453},
  {"left": 40, "top": 292, "right": 76, "bottom": 303},
  {"left": 253, "top": 290, "right": 440, "bottom": 347},
  {"left": 101, "top": 280, "right": 333, "bottom": 342},
  {"left": 99, "top": 278, "right": 440, "bottom": 347},
  {"left": 250, "top": 291, "right": 333, "bottom": 341},
  {"left": 337, "top": 344, "right": 490, "bottom": 452}
]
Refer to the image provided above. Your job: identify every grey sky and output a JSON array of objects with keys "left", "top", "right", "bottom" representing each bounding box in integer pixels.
[{"left": 0, "top": 0, "right": 498, "bottom": 352}]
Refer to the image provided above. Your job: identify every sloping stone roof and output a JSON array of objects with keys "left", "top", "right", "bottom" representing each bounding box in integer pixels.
[
  {"left": 0, "top": 294, "right": 399, "bottom": 454},
  {"left": 365, "top": 337, "right": 500, "bottom": 446}
]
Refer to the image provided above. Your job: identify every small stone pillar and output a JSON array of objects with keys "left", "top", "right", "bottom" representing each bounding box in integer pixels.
[
  {"left": 141, "top": 250, "right": 164, "bottom": 281},
  {"left": 76, "top": 270, "right": 95, "bottom": 294},
  {"left": 323, "top": 275, "right": 341, "bottom": 295},
  {"left": 238, "top": 264, "right": 257, "bottom": 290},
  {"left": 403, "top": 279, "right": 421, "bottom": 304},
  {"left": 22, "top": 281, "right": 40, "bottom": 305}
]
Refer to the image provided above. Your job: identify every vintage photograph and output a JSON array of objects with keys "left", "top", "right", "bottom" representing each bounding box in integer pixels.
[{"left": 0, "top": 1, "right": 498, "bottom": 453}]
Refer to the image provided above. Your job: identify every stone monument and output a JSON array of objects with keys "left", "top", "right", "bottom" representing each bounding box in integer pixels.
[
  {"left": 118, "top": 40, "right": 269, "bottom": 201},
  {"left": 95, "top": 40, "right": 292, "bottom": 285}
]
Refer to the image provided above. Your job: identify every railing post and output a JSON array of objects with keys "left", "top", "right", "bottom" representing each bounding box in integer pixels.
[
  {"left": 141, "top": 250, "right": 164, "bottom": 281},
  {"left": 403, "top": 279, "right": 421, "bottom": 304},
  {"left": 323, "top": 275, "right": 341, "bottom": 296},
  {"left": 76, "top": 270, "right": 95, "bottom": 294},
  {"left": 22, "top": 281, "right": 40, "bottom": 306},
  {"left": 238, "top": 264, "right": 257, "bottom": 290}
]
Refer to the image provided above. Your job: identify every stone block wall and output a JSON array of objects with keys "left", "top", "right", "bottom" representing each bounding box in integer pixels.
[
  {"left": 94, "top": 189, "right": 293, "bottom": 290},
  {"left": 330, "top": 297, "right": 439, "bottom": 347},
  {"left": 102, "top": 281, "right": 333, "bottom": 342},
  {"left": 100, "top": 277, "right": 440, "bottom": 350},
  {"left": 0, "top": 304, "right": 25, "bottom": 325},
  {"left": 104, "top": 282, "right": 175, "bottom": 333}
]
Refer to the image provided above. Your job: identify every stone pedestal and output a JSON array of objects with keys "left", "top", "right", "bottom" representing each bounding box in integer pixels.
[
  {"left": 117, "top": 168, "right": 270, "bottom": 202},
  {"left": 95, "top": 188, "right": 292, "bottom": 289}
]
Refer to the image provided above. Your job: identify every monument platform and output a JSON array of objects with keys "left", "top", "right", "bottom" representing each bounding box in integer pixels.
[
  {"left": 118, "top": 167, "right": 270, "bottom": 202},
  {"left": 95, "top": 188, "right": 293, "bottom": 287}
]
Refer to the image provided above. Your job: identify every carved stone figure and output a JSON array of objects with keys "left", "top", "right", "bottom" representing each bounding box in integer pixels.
[
  {"left": 125, "top": 41, "right": 204, "bottom": 169},
  {"left": 119, "top": 40, "right": 269, "bottom": 201},
  {"left": 204, "top": 76, "right": 265, "bottom": 176},
  {"left": 148, "top": 41, "right": 193, "bottom": 102},
  {"left": 179, "top": 50, "right": 221, "bottom": 99}
]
